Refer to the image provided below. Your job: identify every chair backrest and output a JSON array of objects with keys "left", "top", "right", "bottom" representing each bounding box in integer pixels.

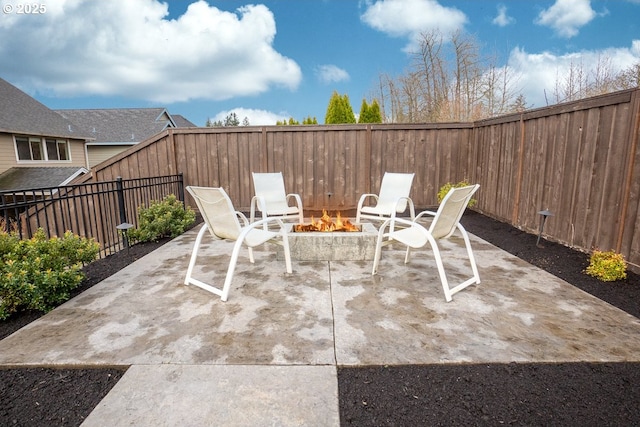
[
  {"left": 377, "top": 172, "right": 415, "bottom": 212},
  {"left": 252, "top": 172, "right": 289, "bottom": 211},
  {"left": 429, "top": 184, "right": 480, "bottom": 240},
  {"left": 186, "top": 186, "right": 242, "bottom": 241}
]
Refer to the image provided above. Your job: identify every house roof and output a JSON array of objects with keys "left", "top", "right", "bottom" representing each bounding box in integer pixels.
[
  {"left": 0, "top": 78, "right": 93, "bottom": 140},
  {"left": 55, "top": 108, "right": 197, "bottom": 144},
  {"left": 172, "top": 114, "right": 198, "bottom": 127},
  {"left": 0, "top": 167, "right": 89, "bottom": 192}
]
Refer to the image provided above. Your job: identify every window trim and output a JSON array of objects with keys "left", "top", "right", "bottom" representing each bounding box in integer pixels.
[{"left": 14, "top": 135, "right": 72, "bottom": 163}]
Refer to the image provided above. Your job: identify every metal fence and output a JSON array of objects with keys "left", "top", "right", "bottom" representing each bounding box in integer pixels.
[{"left": 0, "top": 173, "right": 185, "bottom": 258}]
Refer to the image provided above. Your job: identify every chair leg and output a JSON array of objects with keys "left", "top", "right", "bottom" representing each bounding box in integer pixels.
[
  {"left": 220, "top": 239, "right": 244, "bottom": 302},
  {"left": 430, "top": 229, "right": 481, "bottom": 302},
  {"left": 428, "top": 237, "right": 454, "bottom": 302},
  {"left": 249, "top": 198, "right": 257, "bottom": 224},
  {"left": 281, "top": 234, "right": 293, "bottom": 273},
  {"left": 389, "top": 212, "right": 396, "bottom": 235},
  {"left": 371, "top": 226, "right": 387, "bottom": 275},
  {"left": 184, "top": 223, "right": 208, "bottom": 286},
  {"left": 459, "top": 225, "right": 481, "bottom": 285}
]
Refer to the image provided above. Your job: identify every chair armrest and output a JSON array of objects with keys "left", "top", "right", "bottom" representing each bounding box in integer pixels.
[
  {"left": 413, "top": 209, "right": 438, "bottom": 229},
  {"left": 357, "top": 193, "right": 378, "bottom": 210},
  {"left": 377, "top": 216, "right": 420, "bottom": 236},
  {"left": 393, "top": 196, "right": 416, "bottom": 219},
  {"left": 236, "top": 211, "right": 250, "bottom": 226},
  {"left": 285, "top": 193, "right": 303, "bottom": 209},
  {"left": 251, "top": 195, "right": 267, "bottom": 212},
  {"left": 415, "top": 210, "right": 437, "bottom": 221},
  {"left": 243, "top": 217, "right": 288, "bottom": 235},
  {"left": 250, "top": 195, "right": 267, "bottom": 223}
]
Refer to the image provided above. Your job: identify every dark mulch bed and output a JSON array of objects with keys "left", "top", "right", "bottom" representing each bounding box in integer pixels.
[
  {"left": 338, "top": 211, "right": 640, "bottom": 426},
  {"left": 2, "top": 212, "right": 640, "bottom": 426},
  {"left": 0, "top": 238, "right": 171, "bottom": 427}
]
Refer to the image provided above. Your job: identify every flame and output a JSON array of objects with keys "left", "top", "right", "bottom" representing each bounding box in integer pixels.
[{"left": 293, "top": 210, "right": 360, "bottom": 232}]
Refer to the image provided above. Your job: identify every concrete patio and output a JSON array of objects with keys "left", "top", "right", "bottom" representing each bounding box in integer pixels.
[{"left": 1, "top": 224, "right": 640, "bottom": 426}]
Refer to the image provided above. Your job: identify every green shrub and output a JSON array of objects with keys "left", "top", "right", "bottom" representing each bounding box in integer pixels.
[
  {"left": 0, "top": 228, "right": 100, "bottom": 320},
  {"left": 128, "top": 194, "right": 196, "bottom": 243},
  {"left": 585, "top": 249, "right": 627, "bottom": 282},
  {"left": 437, "top": 180, "right": 477, "bottom": 207}
]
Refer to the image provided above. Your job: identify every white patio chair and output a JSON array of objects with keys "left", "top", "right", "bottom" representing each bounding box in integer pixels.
[
  {"left": 250, "top": 172, "right": 304, "bottom": 229},
  {"left": 372, "top": 184, "right": 480, "bottom": 302},
  {"left": 184, "top": 186, "right": 292, "bottom": 302},
  {"left": 356, "top": 172, "right": 416, "bottom": 228}
]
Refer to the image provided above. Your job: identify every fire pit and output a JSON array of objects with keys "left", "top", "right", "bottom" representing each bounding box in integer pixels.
[
  {"left": 292, "top": 210, "right": 360, "bottom": 233},
  {"left": 277, "top": 211, "right": 377, "bottom": 261}
]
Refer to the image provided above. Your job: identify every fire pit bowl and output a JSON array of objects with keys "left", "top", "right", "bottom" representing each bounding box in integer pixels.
[{"left": 277, "top": 222, "right": 378, "bottom": 261}]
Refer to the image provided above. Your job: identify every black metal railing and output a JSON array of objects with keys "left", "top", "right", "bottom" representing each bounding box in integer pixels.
[{"left": 0, "top": 173, "right": 185, "bottom": 258}]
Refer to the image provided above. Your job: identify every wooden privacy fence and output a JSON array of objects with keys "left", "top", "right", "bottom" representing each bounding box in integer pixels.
[{"left": 80, "top": 88, "right": 640, "bottom": 271}]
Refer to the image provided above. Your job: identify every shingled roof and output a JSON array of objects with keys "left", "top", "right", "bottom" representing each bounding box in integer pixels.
[
  {"left": 172, "top": 114, "right": 198, "bottom": 128},
  {"left": 55, "top": 108, "right": 197, "bottom": 144},
  {"left": 0, "top": 167, "right": 88, "bottom": 192},
  {"left": 0, "top": 78, "right": 93, "bottom": 140}
]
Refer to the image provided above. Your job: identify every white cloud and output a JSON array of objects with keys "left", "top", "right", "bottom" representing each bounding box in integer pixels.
[
  {"left": 535, "top": 0, "right": 596, "bottom": 38},
  {"left": 508, "top": 41, "right": 640, "bottom": 107},
  {"left": 316, "top": 65, "right": 350, "bottom": 84},
  {"left": 211, "top": 108, "right": 291, "bottom": 126},
  {"left": 492, "top": 4, "right": 515, "bottom": 27},
  {"left": 0, "top": 0, "right": 302, "bottom": 103},
  {"left": 360, "top": 0, "right": 467, "bottom": 52}
]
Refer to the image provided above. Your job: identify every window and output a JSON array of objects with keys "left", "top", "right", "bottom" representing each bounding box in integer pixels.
[
  {"left": 15, "top": 136, "right": 70, "bottom": 162},
  {"left": 46, "top": 138, "right": 69, "bottom": 161}
]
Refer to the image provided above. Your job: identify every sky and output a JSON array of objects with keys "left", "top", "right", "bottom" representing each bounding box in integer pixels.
[{"left": 0, "top": 0, "right": 639, "bottom": 126}]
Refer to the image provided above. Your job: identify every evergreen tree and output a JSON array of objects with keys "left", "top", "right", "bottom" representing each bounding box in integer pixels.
[
  {"left": 224, "top": 113, "right": 240, "bottom": 126},
  {"left": 510, "top": 94, "right": 530, "bottom": 113},
  {"left": 368, "top": 99, "right": 383, "bottom": 123},
  {"left": 325, "top": 91, "right": 356, "bottom": 124},
  {"left": 276, "top": 117, "right": 301, "bottom": 125},
  {"left": 302, "top": 116, "right": 318, "bottom": 124},
  {"left": 207, "top": 118, "right": 223, "bottom": 127},
  {"left": 242, "top": 117, "right": 250, "bottom": 126},
  {"left": 358, "top": 99, "right": 383, "bottom": 123},
  {"left": 358, "top": 99, "right": 370, "bottom": 123}
]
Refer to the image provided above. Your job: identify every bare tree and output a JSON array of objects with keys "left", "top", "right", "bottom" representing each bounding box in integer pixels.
[
  {"left": 373, "top": 29, "right": 522, "bottom": 123},
  {"left": 481, "top": 60, "right": 521, "bottom": 118},
  {"left": 588, "top": 55, "right": 616, "bottom": 96},
  {"left": 411, "top": 29, "right": 448, "bottom": 122},
  {"left": 553, "top": 55, "right": 623, "bottom": 104},
  {"left": 615, "top": 62, "right": 640, "bottom": 89},
  {"left": 553, "top": 59, "right": 586, "bottom": 104}
]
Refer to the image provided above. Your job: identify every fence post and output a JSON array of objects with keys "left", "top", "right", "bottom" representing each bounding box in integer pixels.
[
  {"left": 177, "top": 172, "right": 185, "bottom": 203},
  {"left": 116, "top": 176, "right": 127, "bottom": 225}
]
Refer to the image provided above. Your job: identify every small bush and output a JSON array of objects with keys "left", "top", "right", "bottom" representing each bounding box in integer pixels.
[
  {"left": 0, "top": 228, "right": 100, "bottom": 320},
  {"left": 128, "top": 194, "right": 195, "bottom": 243},
  {"left": 585, "top": 249, "right": 627, "bottom": 282},
  {"left": 437, "top": 180, "right": 477, "bottom": 207}
]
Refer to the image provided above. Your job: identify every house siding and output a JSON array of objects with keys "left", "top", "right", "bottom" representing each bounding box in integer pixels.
[
  {"left": 0, "top": 132, "right": 88, "bottom": 175},
  {"left": 87, "top": 144, "right": 132, "bottom": 168},
  {"left": 0, "top": 133, "right": 15, "bottom": 173}
]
